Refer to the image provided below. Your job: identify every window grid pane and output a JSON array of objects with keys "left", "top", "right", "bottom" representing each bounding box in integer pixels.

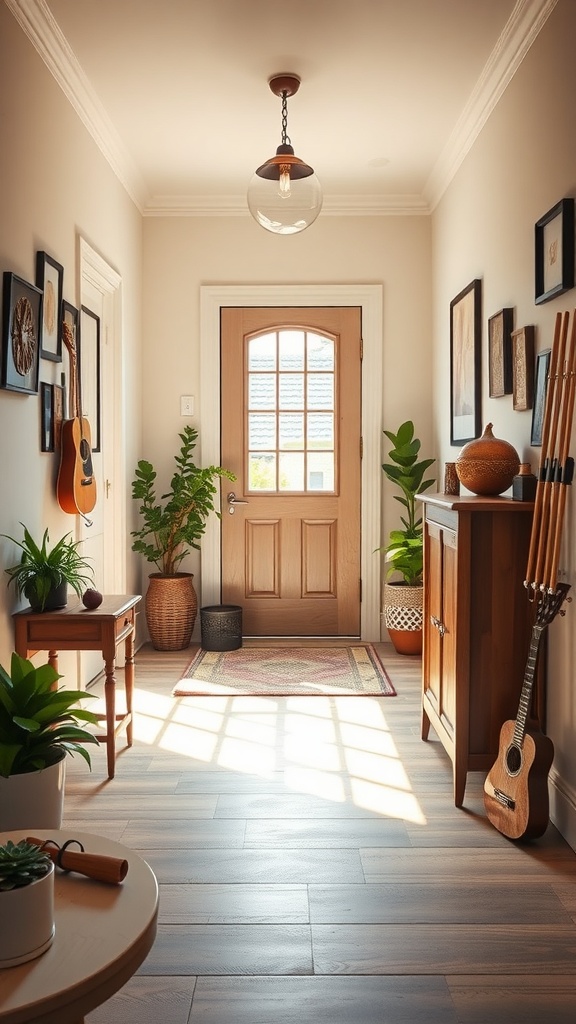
[{"left": 246, "top": 329, "right": 336, "bottom": 493}]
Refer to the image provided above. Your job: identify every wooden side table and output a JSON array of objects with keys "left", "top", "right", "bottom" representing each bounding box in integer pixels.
[
  {"left": 0, "top": 829, "right": 158, "bottom": 1024},
  {"left": 13, "top": 595, "right": 141, "bottom": 779}
]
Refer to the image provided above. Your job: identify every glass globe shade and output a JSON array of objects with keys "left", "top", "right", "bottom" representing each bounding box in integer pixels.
[{"left": 247, "top": 172, "right": 323, "bottom": 235}]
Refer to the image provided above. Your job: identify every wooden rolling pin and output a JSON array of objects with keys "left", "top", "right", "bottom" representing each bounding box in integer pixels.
[{"left": 27, "top": 836, "right": 129, "bottom": 884}]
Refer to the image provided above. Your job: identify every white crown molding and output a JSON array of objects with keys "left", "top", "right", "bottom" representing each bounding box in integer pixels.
[
  {"left": 424, "top": 0, "right": 559, "bottom": 209},
  {"left": 5, "top": 0, "right": 148, "bottom": 211},
  {"left": 143, "top": 193, "right": 430, "bottom": 217},
  {"left": 6, "top": 0, "right": 556, "bottom": 218}
]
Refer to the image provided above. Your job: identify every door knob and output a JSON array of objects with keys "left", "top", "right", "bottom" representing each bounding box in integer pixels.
[{"left": 227, "top": 492, "right": 249, "bottom": 505}]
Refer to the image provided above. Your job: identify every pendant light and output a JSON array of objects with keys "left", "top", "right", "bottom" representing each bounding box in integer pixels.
[{"left": 247, "top": 74, "right": 322, "bottom": 235}]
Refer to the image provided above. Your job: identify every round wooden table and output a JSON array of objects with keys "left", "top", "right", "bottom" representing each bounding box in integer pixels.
[{"left": 0, "top": 830, "right": 158, "bottom": 1024}]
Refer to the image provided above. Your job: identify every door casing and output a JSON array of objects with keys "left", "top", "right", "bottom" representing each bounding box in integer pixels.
[{"left": 200, "top": 284, "right": 383, "bottom": 642}]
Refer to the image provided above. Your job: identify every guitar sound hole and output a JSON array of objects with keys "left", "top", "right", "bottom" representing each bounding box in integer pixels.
[{"left": 505, "top": 744, "right": 522, "bottom": 776}]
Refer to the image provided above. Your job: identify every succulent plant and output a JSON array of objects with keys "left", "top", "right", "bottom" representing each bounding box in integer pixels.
[{"left": 0, "top": 840, "right": 52, "bottom": 892}]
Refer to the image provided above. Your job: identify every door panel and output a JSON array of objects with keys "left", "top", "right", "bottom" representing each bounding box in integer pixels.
[{"left": 221, "top": 307, "right": 361, "bottom": 636}]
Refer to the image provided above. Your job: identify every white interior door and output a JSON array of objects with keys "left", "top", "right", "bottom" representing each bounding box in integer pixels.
[{"left": 77, "top": 240, "right": 124, "bottom": 684}]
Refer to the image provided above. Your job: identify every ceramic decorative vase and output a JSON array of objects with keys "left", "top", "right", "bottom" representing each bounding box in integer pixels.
[{"left": 455, "top": 423, "right": 520, "bottom": 496}]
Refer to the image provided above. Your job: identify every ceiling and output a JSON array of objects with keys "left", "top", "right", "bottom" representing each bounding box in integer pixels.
[{"left": 7, "top": 0, "right": 556, "bottom": 215}]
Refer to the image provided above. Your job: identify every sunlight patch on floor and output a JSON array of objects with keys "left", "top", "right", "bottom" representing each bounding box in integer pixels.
[{"left": 128, "top": 685, "right": 426, "bottom": 824}]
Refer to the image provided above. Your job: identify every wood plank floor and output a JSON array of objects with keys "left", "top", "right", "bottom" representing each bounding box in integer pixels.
[{"left": 61, "top": 642, "right": 576, "bottom": 1024}]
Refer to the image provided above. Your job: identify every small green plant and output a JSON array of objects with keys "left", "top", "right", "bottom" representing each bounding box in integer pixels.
[
  {"left": 0, "top": 840, "right": 52, "bottom": 891},
  {"left": 0, "top": 652, "right": 99, "bottom": 777},
  {"left": 379, "top": 420, "right": 436, "bottom": 585},
  {"left": 131, "top": 426, "right": 235, "bottom": 574},
  {"left": 2, "top": 525, "right": 94, "bottom": 611}
]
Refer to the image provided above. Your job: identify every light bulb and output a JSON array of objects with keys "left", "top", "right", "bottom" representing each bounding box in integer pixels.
[{"left": 278, "top": 165, "right": 291, "bottom": 199}]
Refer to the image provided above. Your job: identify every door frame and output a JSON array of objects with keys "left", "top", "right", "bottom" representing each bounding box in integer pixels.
[{"left": 199, "top": 284, "right": 383, "bottom": 641}]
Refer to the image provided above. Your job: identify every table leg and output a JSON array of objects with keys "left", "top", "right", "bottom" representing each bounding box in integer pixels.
[
  {"left": 125, "top": 626, "right": 135, "bottom": 747},
  {"left": 104, "top": 658, "right": 117, "bottom": 780},
  {"left": 48, "top": 650, "right": 59, "bottom": 672}
]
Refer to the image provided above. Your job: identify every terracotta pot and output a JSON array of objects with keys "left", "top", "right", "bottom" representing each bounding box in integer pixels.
[
  {"left": 455, "top": 423, "right": 520, "bottom": 496},
  {"left": 145, "top": 572, "right": 198, "bottom": 651},
  {"left": 384, "top": 582, "right": 423, "bottom": 656}
]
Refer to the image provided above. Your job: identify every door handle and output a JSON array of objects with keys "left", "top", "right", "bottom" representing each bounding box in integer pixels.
[{"left": 227, "top": 492, "right": 249, "bottom": 505}]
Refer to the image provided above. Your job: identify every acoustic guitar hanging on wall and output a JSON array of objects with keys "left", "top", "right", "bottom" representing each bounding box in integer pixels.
[{"left": 56, "top": 316, "right": 97, "bottom": 517}]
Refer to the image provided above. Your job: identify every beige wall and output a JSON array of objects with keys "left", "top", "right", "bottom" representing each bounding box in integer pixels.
[
  {"left": 432, "top": 0, "right": 576, "bottom": 846},
  {"left": 0, "top": 5, "right": 143, "bottom": 673},
  {"left": 141, "top": 213, "right": 434, "bottom": 591}
]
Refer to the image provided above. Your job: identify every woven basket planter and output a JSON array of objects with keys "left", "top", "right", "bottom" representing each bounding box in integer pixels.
[
  {"left": 384, "top": 581, "right": 423, "bottom": 656},
  {"left": 145, "top": 572, "right": 198, "bottom": 651}
]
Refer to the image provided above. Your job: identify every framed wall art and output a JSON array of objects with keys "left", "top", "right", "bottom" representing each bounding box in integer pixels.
[
  {"left": 79, "top": 305, "right": 101, "bottom": 452},
  {"left": 511, "top": 325, "right": 535, "bottom": 412},
  {"left": 450, "top": 278, "right": 482, "bottom": 445},
  {"left": 40, "top": 381, "right": 55, "bottom": 452},
  {"left": 488, "top": 307, "right": 514, "bottom": 398},
  {"left": 1, "top": 272, "right": 42, "bottom": 395},
  {"left": 530, "top": 348, "right": 551, "bottom": 446},
  {"left": 53, "top": 382, "right": 65, "bottom": 448},
  {"left": 535, "top": 198, "right": 574, "bottom": 304},
  {"left": 35, "top": 251, "right": 63, "bottom": 362}
]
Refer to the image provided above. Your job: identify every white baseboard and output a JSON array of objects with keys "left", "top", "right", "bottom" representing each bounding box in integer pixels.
[{"left": 549, "top": 768, "right": 576, "bottom": 852}]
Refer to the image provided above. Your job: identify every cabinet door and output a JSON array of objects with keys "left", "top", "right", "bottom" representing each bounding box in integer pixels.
[{"left": 424, "top": 522, "right": 458, "bottom": 737}]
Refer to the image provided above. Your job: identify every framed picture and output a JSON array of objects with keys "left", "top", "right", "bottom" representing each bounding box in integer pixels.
[
  {"left": 450, "top": 278, "right": 482, "bottom": 445},
  {"left": 79, "top": 305, "right": 101, "bottom": 452},
  {"left": 61, "top": 301, "right": 79, "bottom": 416},
  {"left": 535, "top": 198, "right": 574, "bottom": 304},
  {"left": 40, "top": 381, "right": 55, "bottom": 452},
  {"left": 488, "top": 307, "right": 514, "bottom": 397},
  {"left": 35, "top": 251, "right": 63, "bottom": 362},
  {"left": 1, "top": 272, "right": 42, "bottom": 395},
  {"left": 53, "top": 382, "right": 65, "bottom": 448},
  {"left": 511, "top": 325, "right": 535, "bottom": 411},
  {"left": 531, "top": 348, "right": 551, "bottom": 446}
]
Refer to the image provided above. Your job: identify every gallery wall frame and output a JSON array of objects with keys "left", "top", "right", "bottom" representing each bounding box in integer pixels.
[
  {"left": 79, "top": 305, "right": 101, "bottom": 452},
  {"left": 488, "top": 307, "right": 514, "bottom": 398},
  {"left": 35, "top": 251, "right": 63, "bottom": 362},
  {"left": 40, "top": 381, "right": 55, "bottom": 452},
  {"left": 450, "top": 278, "right": 482, "bottom": 445},
  {"left": 53, "top": 382, "right": 65, "bottom": 449},
  {"left": 1, "top": 272, "right": 42, "bottom": 395},
  {"left": 511, "top": 325, "right": 535, "bottom": 412},
  {"left": 530, "top": 348, "right": 551, "bottom": 446},
  {"left": 535, "top": 198, "right": 574, "bottom": 305}
]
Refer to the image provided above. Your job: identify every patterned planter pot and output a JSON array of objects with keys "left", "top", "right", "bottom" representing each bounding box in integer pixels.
[{"left": 384, "top": 581, "right": 423, "bottom": 656}]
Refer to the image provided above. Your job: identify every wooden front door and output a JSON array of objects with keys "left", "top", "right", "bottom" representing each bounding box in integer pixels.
[{"left": 221, "top": 307, "right": 362, "bottom": 636}]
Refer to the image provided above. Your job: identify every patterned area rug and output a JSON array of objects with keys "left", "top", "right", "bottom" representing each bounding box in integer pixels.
[{"left": 172, "top": 644, "right": 396, "bottom": 697}]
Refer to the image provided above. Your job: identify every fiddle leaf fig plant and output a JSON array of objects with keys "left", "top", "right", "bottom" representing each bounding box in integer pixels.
[
  {"left": 131, "top": 425, "right": 235, "bottom": 575},
  {"left": 379, "top": 420, "right": 436, "bottom": 585}
]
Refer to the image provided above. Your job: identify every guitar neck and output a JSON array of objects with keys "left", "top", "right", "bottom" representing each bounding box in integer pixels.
[{"left": 513, "top": 624, "right": 545, "bottom": 747}]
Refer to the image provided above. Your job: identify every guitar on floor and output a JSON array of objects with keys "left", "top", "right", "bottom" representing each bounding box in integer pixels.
[
  {"left": 57, "top": 318, "right": 97, "bottom": 518},
  {"left": 484, "top": 583, "right": 570, "bottom": 841}
]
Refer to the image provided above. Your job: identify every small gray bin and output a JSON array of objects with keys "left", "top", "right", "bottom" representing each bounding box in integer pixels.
[{"left": 200, "top": 604, "right": 243, "bottom": 651}]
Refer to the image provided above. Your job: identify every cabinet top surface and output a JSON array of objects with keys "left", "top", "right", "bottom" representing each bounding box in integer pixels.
[{"left": 417, "top": 491, "right": 534, "bottom": 513}]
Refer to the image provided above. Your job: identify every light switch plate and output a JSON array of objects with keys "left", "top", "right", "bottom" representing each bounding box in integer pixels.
[{"left": 180, "top": 395, "right": 194, "bottom": 416}]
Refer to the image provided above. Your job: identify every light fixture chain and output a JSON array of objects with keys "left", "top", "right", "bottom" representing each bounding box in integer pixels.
[{"left": 281, "top": 91, "right": 291, "bottom": 146}]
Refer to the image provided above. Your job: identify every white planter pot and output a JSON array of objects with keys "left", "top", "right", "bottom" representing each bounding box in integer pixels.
[
  {"left": 0, "top": 862, "right": 55, "bottom": 968},
  {"left": 0, "top": 757, "right": 65, "bottom": 831}
]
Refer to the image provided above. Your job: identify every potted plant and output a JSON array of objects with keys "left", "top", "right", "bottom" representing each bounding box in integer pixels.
[
  {"left": 379, "top": 420, "right": 435, "bottom": 655},
  {"left": 0, "top": 652, "right": 99, "bottom": 831},
  {"left": 131, "top": 425, "right": 235, "bottom": 650},
  {"left": 2, "top": 524, "right": 94, "bottom": 612},
  {"left": 0, "top": 839, "right": 55, "bottom": 967}
]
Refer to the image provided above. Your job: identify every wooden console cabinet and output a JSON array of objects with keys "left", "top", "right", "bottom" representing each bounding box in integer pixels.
[{"left": 419, "top": 493, "right": 543, "bottom": 807}]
